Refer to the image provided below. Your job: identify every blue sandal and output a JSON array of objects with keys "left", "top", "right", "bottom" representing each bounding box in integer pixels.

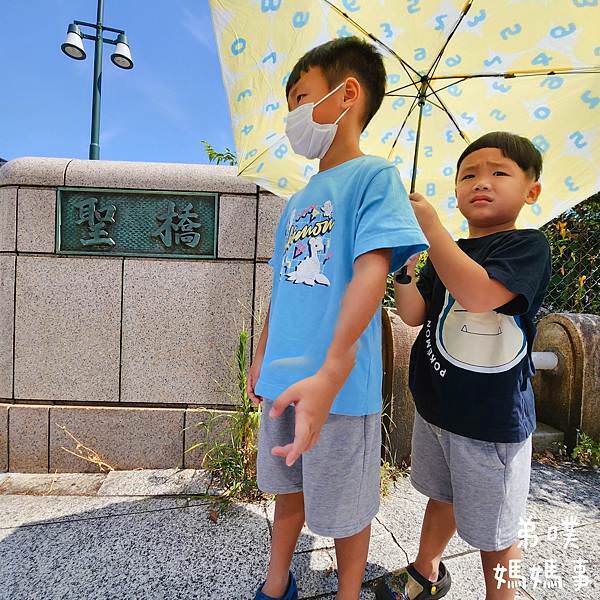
[{"left": 254, "top": 572, "right": 298, "bottom": 600}]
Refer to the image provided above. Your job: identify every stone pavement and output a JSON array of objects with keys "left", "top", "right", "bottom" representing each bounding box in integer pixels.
[{"left": 0, "top": 460, "right": 597, "bottom": 600}]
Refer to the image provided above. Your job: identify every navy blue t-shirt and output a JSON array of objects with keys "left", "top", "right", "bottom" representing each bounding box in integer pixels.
[{"left": 409, "top": 229, "right": 551, "bottom": 443}]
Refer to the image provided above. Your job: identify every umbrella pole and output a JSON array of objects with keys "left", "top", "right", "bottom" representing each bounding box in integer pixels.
[
  {"left": 395, "top": 81, "right": 427, "bottom": 285},
  {"left": 410, "top": 80, "right": 427, "bottom": 194}
]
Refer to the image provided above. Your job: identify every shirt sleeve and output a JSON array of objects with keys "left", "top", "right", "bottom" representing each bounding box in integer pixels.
[
  {"left": 416, "top": 257, "right": 435, "bottom": 302},
  {"left": 353, "top": 166, "right": 428, "bottom": 273},
  {"left": 483, "top": 230, "right": 551, "bottom": 315}
]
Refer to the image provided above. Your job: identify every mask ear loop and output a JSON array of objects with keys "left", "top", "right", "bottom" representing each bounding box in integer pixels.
[
  {"left": 334, "top": 106, "right": 350, "bottom": 124},
  {"left": 313, "top": 80, "right": 347, "bottom": 108}
]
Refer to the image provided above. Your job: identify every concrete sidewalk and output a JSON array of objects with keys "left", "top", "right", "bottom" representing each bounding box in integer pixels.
[{"left": 0, "top": 460, "right": 598, "bottom": 599}]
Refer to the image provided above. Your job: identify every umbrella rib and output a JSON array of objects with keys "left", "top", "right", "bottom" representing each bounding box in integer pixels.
[
  {"left": 386, "top": 94, "right": 421, "bottom": 161},
  {"left": 321, "top": 0, "right": 421, "bottom": 88},
  {"left": 426, "top": 0, "right": 474, "bottom": 81},
  {"left": 237, "top": 135, "right": 286, "bottom": 177},
  {"left": 427, "top": 83, "right": 470, "bottom": 144},
  {"left": 430, "top": 66, "right": 600, "bottom": 81}
]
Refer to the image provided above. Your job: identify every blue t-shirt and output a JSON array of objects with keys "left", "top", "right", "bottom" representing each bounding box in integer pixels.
[{"left": 255, "top": 155, "right": 428, "bottom": 416}]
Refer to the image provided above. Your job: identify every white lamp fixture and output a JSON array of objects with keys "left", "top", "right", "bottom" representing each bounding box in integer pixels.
[
  {"left": 61, "top": 24, "right": 86, "bottom": 60},
  {"left": 111, "top": 33, "right": 134, "bottom": 69}
]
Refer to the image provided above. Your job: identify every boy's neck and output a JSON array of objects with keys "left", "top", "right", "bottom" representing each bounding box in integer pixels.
[
  {"left": 318, "top": 129, "right": 363, "bottom": 173},
  {"left": 468, "top": 220, "right": 517, "bottom": 238}
]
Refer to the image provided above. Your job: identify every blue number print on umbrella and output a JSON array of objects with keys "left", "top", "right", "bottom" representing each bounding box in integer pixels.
[
  {"left": 278, "top": 177, "right": 288, "bottom": 188},
  {"left": 468, "top": 9, "right": 486, "bottom": 27},
  {"left": 551, "top": 23, "right": 576, "bottom": 38},
  {"left": 492, "top": 81, "right": 512, "bottom": 93},
  {"left": 500, "top": 24, "right": 522, "bottom": 40},
  {"left": 262, "top": 52, "right": 276, "bottom": 65},
  {"left": 392, "top": 98, "right": 406, "bottom": 110},
  {"left": 447, "top": 196, "right": 457, "bottom": 208},
  {"left": 275, "top": 144, "right": 288, "bottom": 158},
  {"left": 435, "top": 14, "right": 448, "bottom": 31},
  {"left": 541, "top": 76, "right": 564, "bottom": 89},
  {"left": 446, "top": 55, "right": 462, "bottom": 67},
  {"left": 237, "top": 89, "right": 252, "bottom": 102},
  {"left": 569, "top": 131, "right": 588, "bottom": 148},
  {"left": 343, "top": 0, "right": 360, "bottom": 12},
  {"left": 261, "top": 0, "right": 281, "bottom": 12},
  {"left": 573, "top": 0, "right": 598, "bottom": 6},
  {"left": 448, "top": 85, "right": 462, "bottom": 97},
  {"left": 532, "top": 135, "right": 550, "bottom": 154},
  {"left": 381, "top": 23, "right": 393, "bottom": 38},
  {"left": 241, "top": 124, "right": 254, "bottom": 135},
  {"left": 415, "top": 48, "right": 426, "bottom": 61},
  {"left": 231, "top": 38, "right": 246, "bottom": 55},
  {"left": 484, "top": 55, "right": 502, "bottom": 67},
  {"left": 293, "top": 12, "right": 309, "bottom": 28},
  {"left": 443, "top": 166, "right": 454, "bottom": 177},
  {"left": 581, "top": 90, "right": 600, "bottom": 109},
  {"left": 565, "top": 176, "right": 580, "bottom": 191},
  {"left": 337, "top": 25, "right": 352, "bottom": 38},
  {"left": 531, "top": 204, "right": 542, "bottom": 216},
  {"left": 490, "top": 109, "right": 507, "bottom": 121},
  {"left": 407, "top": 0, "right": 420, "bottom": 14},
  {"left": 532, "top": 52, "right": 552, "bottom": 66},
  {"left": 426, "top": 183, "right": 435, "bottom": 196},
  {"left": 534, "top": 106, "right": 551, "bottom": 119}
]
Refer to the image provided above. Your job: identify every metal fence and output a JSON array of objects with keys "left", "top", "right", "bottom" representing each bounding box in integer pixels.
[{"left": 540, "top": 194, "right": 599, "bottom": 318}]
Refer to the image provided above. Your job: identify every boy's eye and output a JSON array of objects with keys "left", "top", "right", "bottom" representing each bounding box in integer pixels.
[
  {"left": 296, "top": 94, "right": 306, "bottom": 102},
  {"left": 461, "top": 174, "right": 474, "bottom": 180},
  {"left": 493, "top": 171, "right": 508, "bottom": 176}
]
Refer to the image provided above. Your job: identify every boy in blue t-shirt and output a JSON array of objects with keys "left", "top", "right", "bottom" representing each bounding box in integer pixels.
[
  {"left": 248, "top": 37, "right": 427, "bottom": 600},
  {"left": 377, "top": 132, "right": 551, "bottom": 600}
]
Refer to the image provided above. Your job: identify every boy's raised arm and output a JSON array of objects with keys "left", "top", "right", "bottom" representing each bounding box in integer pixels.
[
  {"left": 269, "top": 249, "right": 391, "bottom": 466},
  {"left": 410, "top": 193, "right": 517, "bottom": 312}
]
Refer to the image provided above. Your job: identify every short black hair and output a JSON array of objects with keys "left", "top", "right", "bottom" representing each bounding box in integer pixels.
[
  {"left": 286, "top": 37, "right": 386, "bottom": 130},
  {"left": 456, "top": 131, "right": 543, "bottom": 180}
]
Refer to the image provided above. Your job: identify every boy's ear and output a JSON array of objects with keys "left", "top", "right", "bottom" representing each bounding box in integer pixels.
[
  {"left": 342, "top": 77, "right": 360, "bottom": 107},
  {"left": 525, "top": 180, "right": 542, "bottom": 205}
]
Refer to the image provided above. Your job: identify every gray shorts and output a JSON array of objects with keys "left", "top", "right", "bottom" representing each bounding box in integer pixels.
[
  {"left": 257, "top": 399, "right": 381, "bottom": 538},
  {"left": 411, "top": 411, "right": 532, "bottom": 552}
]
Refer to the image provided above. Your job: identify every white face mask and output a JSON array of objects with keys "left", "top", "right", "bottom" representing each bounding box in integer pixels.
[{"left": 285, "top": 80, "right": 350, "bottom": 160}]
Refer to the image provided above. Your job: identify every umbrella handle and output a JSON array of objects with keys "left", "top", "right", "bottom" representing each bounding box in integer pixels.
[{"left": 394, "top": 265, "right": 412, "bottom": 284}]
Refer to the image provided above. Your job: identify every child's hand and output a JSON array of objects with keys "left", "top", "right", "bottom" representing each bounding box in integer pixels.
[
  {"left": 269, "top": 353, "right": 354, "bottom": 466},
  {"left": 409, "top": 192, "right": 440, "bottom": 236},
  {"left": 247, "top": 356, "right": 264, "bottom": 406},
  {"left": 405, "top": 253, "right": 420, "bottom": 277}
]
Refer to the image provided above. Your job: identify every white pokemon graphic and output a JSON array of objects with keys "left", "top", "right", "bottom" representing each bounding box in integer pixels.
[
  {"left": 286, "top": 236, "right": 330, "bottom": 287},
  {"left": 435, "top": 291, "right": 527, "bottom": 373}
]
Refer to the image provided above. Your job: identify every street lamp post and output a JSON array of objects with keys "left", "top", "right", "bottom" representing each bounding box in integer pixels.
[{"left": 61, "top": 0, "right": 133, "bottom": 160}]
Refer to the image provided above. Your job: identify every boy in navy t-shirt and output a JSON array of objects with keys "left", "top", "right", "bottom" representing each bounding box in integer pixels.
[
  {"left": 247, "top": 37, "right": 427, "bottom": 600},
  {"left": 377, "top": 132, "right": 551, "bottom": 600}
]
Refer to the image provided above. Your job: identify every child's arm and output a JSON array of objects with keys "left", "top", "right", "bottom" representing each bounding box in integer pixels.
[
  {"left": 247, "top": 304, "right": 270, "bottom": 406},
  {"left": 268, "top": 249, "right": 391, "bottom": 466},
  {"left": 393, "top": 254, "right": 427, "bottom": 326},
  {"left": 410, "top": 193, "right": 517, "bottom": 312}
]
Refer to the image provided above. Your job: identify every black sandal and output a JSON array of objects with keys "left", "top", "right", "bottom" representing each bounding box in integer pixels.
[{"left": 374, "top": 562, "right": 451, "bottom": 600}]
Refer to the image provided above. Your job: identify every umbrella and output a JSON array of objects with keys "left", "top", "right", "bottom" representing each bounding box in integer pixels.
[{"left": 209, "top": 0, "right": 600, "bottom": 237}]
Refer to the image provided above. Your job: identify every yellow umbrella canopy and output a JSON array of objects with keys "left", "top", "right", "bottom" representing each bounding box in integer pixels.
[{"left": 209, "top": 0, "right": 600, "bottom": 237}]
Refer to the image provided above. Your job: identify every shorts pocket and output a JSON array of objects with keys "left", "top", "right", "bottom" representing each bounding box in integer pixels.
[{"left": 480, "top": 441, "right": 507, "bottom": 470}]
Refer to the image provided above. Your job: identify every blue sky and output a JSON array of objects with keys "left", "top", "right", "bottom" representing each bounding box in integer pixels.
[{"left": 0, "top": 0, "right": 233, "bottom": 164}]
